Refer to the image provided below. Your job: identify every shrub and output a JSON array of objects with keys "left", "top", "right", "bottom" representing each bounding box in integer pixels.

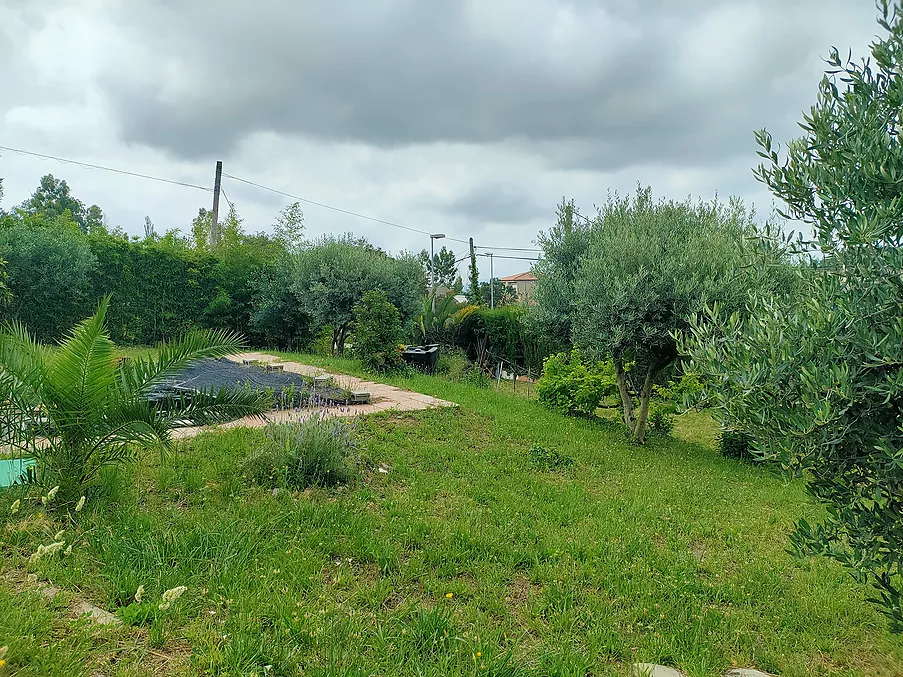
[
  {"left": 353, "top": 290, "right": 404, "bottom": 372},
  {"left": 528, "top": 444, "right": 574, "bottom": 470},
  {"left": 246, "top": 414, "right": 357, "bottom": 490},
  {"left": 647, "top": 405, "right": 675, "bottom": 437},
  {"left": 536, "top": 349, "right": 616, "bottom": 417},
  {"left": 0, "top": 298, "right": 266, "bottom": 504},
  {"left": 716, "top": 428, "right": 756, "bottom": 462}
]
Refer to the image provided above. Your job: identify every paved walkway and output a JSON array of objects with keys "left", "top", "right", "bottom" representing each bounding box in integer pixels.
[{"left": 173, "top": 352, "right": 455, "bottom": 438}]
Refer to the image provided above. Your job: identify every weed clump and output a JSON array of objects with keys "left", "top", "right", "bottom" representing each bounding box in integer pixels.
[{"left": 528, "top": 444, "right": 573, "bottom": 470}]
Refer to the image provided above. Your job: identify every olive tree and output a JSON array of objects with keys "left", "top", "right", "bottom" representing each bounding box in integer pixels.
[
  {"left": 685, "top": 1, "right": 903, "bottom": 629},
  {"left": 292, "top": 235, "right": 422, "bottom": 354},
  {"left": 537, "top": 188, "right": 772, "bottom": 443}
]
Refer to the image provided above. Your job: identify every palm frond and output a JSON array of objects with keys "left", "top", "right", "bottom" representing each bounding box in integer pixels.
[
  {"left": 96, "top": 397, "right": 175, "bottom": 454},
  {"left": 44, "top": 297, "right": 116, "bottom": 442},
  {"left": 160, "top": 386, "right": 269, "bottom": 428},
  {"left": 0, "top": 319, "right": 49, "bottom": 406},
  {"left": 118, "top": 328, "right": 248, "bottom": 397}
]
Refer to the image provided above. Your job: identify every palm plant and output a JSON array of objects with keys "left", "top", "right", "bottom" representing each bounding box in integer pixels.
[
  {"left": 417, "top": 293, "right": 461, "bottom": 345},
  {"left": 0, "top": 297, "right": 268, "bottom": 504}
]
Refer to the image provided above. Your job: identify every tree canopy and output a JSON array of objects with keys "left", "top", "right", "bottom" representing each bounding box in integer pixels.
[
  {"left": 535, "top": 188, "right": 780, "bottom": 442},
  {"left": 291, "top": 235, "right": 423, "bottom": 354}
]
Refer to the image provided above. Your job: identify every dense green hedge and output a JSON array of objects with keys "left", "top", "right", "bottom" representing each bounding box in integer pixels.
[{"left": 456, "top": 305, "right": 559, "bottom": 374}]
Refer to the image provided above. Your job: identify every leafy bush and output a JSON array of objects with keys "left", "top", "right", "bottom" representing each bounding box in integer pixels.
[
  {"left": 647, "top": 405, "right": 675, "bottom": 437},
  {"left": 0, "top": 216, "right": 96, "bottom": 341},
  {"left": 716, "top": 429, "right": 755, "bottom": 462},
  {"left": 528, "top": 444, "right": 574, "bottom": 470},
  {"left": 537, "top": 349, "right": 616, "bottom": 417},
  {"left": 246, "top": 414, "right": 357, "bottom": 490},
  {"left": 653, "top": 371, "right": 705, "bottom": 411},
  {"left": 353, "top": 290, "right": 404, "bottom": 372}
]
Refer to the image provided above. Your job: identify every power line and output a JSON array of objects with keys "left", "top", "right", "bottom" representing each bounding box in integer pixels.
[
  {"left": 474, "top": 245, "right": 541, "bottom": 252},
  {"left": 0, "top": 144, "right": 211, "bottom": 192},
  {"left": 223, "top": 172, "right": 544, "bottom": 252},
  {"left": 0, "top": 143, "right": 544, "bottom": 251},
  {"left": 478, "top": 253, "right": 539, "bottom": 261},
  {"left": 223, "top": 172, "right": 439, "bottom": 239}
]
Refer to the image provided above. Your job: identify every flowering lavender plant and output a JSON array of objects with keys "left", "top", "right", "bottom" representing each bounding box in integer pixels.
[{"left": 246, "top": 408, "right": 359, "bottom": 490}]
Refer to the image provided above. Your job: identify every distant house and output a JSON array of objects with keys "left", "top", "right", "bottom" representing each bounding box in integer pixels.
[{"left": 500, "top": 271, "right": 537, "bottom": 302}]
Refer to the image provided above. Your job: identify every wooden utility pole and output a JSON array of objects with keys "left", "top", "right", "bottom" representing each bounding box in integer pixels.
[
  {"left": 489, "top": 252, "right": 495, "bottom": 308},
  {"left": 210, "top": 160, "right": 223, "bottom": 249}
]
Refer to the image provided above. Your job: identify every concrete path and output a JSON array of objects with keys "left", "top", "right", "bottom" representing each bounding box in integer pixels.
[{"left": 172, "top": 352, "right": 455, "bottom": 438}]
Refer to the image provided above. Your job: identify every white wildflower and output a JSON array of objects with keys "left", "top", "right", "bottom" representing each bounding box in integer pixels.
[
  {"left": 135, "top": 585, "right": 145, "bottom": 603},
  {"left": 31, "top": 541, "right": 65, "bottom": 562},
  {"left": 159, "top": 585, "right": 187, "bottom": 610},
  {"left": 74, "top": 496, "right": 86, "bottom": 512},
  {"left": 46, "top": 486, "right": 59, "bottom": 501},
  {"left": 53, "top": 530, "right": 65, "bottom": 541},
  {"left": 63, "top": 544, "right": 72, "bottom": 556},
  {"left": 9, "top": 500, "right": 19, "bottom": 514}
]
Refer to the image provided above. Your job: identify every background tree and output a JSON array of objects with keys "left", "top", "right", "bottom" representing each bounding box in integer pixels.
[
  {"left": 250, "top": 256, "right": 311, "bottom": 350},
  {"left": 143, "top": 215, "right": 155, "bottom": 240},
  {"left": 292, "top": 235, "right": 423, "bottom": 355},
  {"left": 190, "top": 208, "right": 212, "bottom": 251},
  {"left": 353, "top": 290, "right": 403, "bottom": 372},
  {"left": 532, "top": 198, "right": 588, "bottom": 348},
  {"left": 478, "top": 278, "right": 516, "bottom": 307},
  {"left": 686, "top": 1, "right": 903, "bottom": 630},
  {"left": 467, "top": 246, "right": 481, "bottom": 304},
  {"left": 85, "top": 204, "right": 106, "bottom": 235},
  {"left": 418, "top": 246, "right": 458, "bottom": 288},
  {"left": 0, "top": 214, "right": 96, "bottom": 341},
  {"left": 20, "top": 174, "right": 88, "bottom": 232},
  {"left": 273, "top": 202, "right": 305, "bottom": 252}
]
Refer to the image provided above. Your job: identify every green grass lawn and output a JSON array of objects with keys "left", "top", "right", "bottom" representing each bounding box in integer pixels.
[{"left": 2, "top": 354, "right": 903, "bottom": 676}]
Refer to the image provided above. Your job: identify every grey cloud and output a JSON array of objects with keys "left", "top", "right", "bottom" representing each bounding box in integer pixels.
[
  {"left": 89, "top": 0, "right": 877, "bottom": 170},
  {"left": 444, "top": 184, "right": 548, "bottom": 224}
]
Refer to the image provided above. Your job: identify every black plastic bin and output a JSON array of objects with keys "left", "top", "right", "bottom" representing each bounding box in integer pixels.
[{"left": 401, "top": 344, "right": 440, "bottom": 373}]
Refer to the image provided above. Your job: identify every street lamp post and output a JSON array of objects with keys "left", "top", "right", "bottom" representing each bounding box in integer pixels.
[{"left": 430, "top": 233, "right": 445, "bottom": 313}]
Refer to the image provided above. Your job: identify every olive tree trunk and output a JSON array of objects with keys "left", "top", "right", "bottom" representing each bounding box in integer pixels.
[{"left": 614, "top": 358, "right": 636, "bottom": 430}]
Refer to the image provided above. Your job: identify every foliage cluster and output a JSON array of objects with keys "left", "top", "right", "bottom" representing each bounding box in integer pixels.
[
  {"left": 353, "top": 290, "right": 404, "bottom": 373},
  {"left": 536, "top": 350, "right": 616, "bottom": 417}
]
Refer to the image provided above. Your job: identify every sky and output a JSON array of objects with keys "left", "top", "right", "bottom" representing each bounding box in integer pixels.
[{"left": 0, "top": 0, "right": 881, "bottom": 278}]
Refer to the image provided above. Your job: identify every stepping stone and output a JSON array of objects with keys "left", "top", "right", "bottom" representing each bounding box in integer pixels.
[
  {"left": 351, "top": 391, "right": 370, "bottom": 403},
  {"left": 313, "top": 375, "right": 331, "bottom": 386},
  {"left": 74, "top": 600, "right": 121, "bottom": 626},
  {"left": 724, "top": 670, "right": 775, "bottom": 677},
  {"left": 632, "top": 665, "right": 686, "bottom": 677}
]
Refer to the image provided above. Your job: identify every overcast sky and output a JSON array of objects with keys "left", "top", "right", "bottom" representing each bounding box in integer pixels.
[{"left": 0, "top": 0, "right": 880, "bottom": 278}]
